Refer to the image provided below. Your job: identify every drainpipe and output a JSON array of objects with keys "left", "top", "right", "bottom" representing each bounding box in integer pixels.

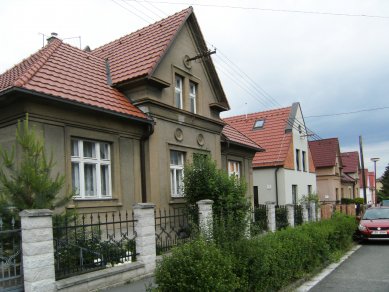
[
  {"left": 140, "top": 123, "right": 154, "bottom": 203},
  {"left": 275, "top": 167, "right": 280, "bottom": 206}
]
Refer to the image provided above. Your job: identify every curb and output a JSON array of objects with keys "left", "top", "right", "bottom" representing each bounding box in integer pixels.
[{"left": 295, "top": 244, "right": 362, "bottom": 292}]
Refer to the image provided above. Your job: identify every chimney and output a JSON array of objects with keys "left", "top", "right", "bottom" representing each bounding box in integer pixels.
[{"left": 47, "top": 32, "right": 58, "bottom": 44}]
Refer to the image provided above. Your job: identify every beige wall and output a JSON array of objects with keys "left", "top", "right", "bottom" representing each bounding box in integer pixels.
[
  {"left": 0, "top": 98, "right": 147, "bottom": 213},
  {"left": 221, "top": 144, "right": 255, "bottom": 203}
]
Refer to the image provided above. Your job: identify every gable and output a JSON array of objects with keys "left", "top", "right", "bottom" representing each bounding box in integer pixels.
[{"left": 150, "top": 21, "right": 227, "bottom": 118}]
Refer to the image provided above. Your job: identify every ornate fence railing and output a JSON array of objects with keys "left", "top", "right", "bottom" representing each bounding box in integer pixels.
[
  {"left": 294, "top": 204, "right": 303, "bottom": 226},
  {"left": 275, "top": 205, "right": 289, "bottom": 230},
  {"left": 251, "top": 205, "right": 268, "bottom": 235},
  {"left": 53, "top": 210, "right": 137, "bottom": 280},
  {"left": 0, "top": 216, "right": 23, "bottom": 291},
  {"left": 155, "top": 207, "right": 196, "bottom": 255}
]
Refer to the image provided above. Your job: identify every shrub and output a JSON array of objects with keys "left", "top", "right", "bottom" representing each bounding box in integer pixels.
[
  {"left": 227, "top": 214, "right": 357, "bottom": 291},
  {"left": 155, "top": 238, "right": 239, "bottom": 291},
  {"left": 354, "top": 198, "right": 364, "bottom": 205},
  {"left": 340, "top": 198, "right": 354, "bottom": 205}
]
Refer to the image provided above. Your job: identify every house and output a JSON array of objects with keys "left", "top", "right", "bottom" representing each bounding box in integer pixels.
[
  {"left": 340, "top": 151, "right": 360, "bottom": 199},
  {"left": 221, "top": 124, "right": 263, "bottom": 204},
  {"left": 309, "top": 138, "right": 342, "bottom": 203},
  {"left": 224, "top": 102, "right": 317, "bottom": 205},
  {"left": 0, "top": 7, "right": 257, "bottom": 211},
  {"left": 359, "top": 169, "right": 375, "bottom": 204}
]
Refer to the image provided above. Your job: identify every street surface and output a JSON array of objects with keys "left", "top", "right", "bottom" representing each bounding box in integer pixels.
[{"left": 310, "top": 242, "right": 389, "bottom": 291}]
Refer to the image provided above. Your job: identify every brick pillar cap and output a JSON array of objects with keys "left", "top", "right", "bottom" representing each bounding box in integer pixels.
[
  {"left": 196, "top": 199, "right": 214, "bottom": 206},
  {"left": 133, "top": 203, "right": 156, "bottom": 209},
  {"left": 19, "top": 209, "right": 53, "bottom": 217}
]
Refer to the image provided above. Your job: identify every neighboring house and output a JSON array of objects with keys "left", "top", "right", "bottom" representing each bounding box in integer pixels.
[
  {"left": 225, "top": 102, "right": 317, "bottom": 205},
  {"left": 309, "top": 138, "right": 342, "bottom": 203},
  {"left": 359, "top": 169, "right": 375, "bottom": 204},
  {"left": 340, "top": 151, "right": 360, "bottom": 199},
  {"left": 0, "top": 8, "right": 255, "bottom": 211},
  {"left": 221, "top": 124, "right": 263, "bottom": 203}
]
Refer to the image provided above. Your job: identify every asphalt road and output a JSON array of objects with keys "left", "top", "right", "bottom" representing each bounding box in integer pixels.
[{"left": 310, "top": 242, "right": 389, "bottom": 292}]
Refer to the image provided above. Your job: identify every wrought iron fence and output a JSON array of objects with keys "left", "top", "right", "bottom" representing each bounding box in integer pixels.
[
  {"left": 294, "top": 205, "right": 303, "bottom": 226},
  {"left": 53, "top": 210, "right": 137, "bottom": 280},
  {"left": 155, "top": 207, "right": 196, "bottom": 255},
  {"left": 275, "top": 205, "right": 289, "bottom": 230},
  {"left": 0, "top": 216, "right": 23, "bottom": 291},
  {"left": 251, "top": 204, "right": 268, "bottom": 235}
]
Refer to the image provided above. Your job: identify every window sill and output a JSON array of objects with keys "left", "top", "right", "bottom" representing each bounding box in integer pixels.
[
  {"left": 169, "top": 197, "right": 186, "bottom": 204},
  {"left": 73, "top": 197, "right": 118, "bottom": 201}
]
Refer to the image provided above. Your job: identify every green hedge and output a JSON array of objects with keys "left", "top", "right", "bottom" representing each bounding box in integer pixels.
[
  {"left": 155, "top": 239, "right": 239, "bottom": 291},
  {"left": 155, "top": 214, "right": 357, "bottom": 291}
]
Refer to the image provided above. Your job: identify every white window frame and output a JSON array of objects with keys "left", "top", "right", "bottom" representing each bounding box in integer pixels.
[
  {"left": 228, "top": 160, "right": 241, "bottom": 178},
  {"left": 175, "top": 75, "right": 183, "bottom": 109},
  {"left": 71, "top": 138, "right": 112, "bottom": 199},
  {"left": 189, "top": 81, "right": 197, "bottom": 113},
  {"left": 170, "top": 150, "right": 185, "bottom": 197}
]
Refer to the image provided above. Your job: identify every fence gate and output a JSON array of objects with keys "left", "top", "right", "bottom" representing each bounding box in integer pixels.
[{"left": 0, "top": 216, "right": 23, "bottom": 291}]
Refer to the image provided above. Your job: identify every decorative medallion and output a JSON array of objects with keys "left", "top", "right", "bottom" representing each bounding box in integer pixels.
[
  {"left": 197, "top": 133, "right": 205, "bottom": 146},
  {"left": 174, "top": 128, "right": 184, "bottom": 142},
  {"left": 183, "top": 55, "right": 192, "bottom": 69}
]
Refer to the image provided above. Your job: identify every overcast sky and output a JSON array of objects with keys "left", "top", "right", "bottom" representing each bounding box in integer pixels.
[{"left": 1, "top": 0, "right": 388, "bottom": 176}]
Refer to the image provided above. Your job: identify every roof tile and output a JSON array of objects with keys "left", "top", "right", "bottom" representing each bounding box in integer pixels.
[
  {"left": 224, "top": 107, "right": 292, "bottom": 167},
  {"left": 341, "top": 151, "right": 360, "bottom": 173},
  {"left": 222, "top": 123, "right": 262, "bottom": 151},
  {"left": 308, "top": 138, "right": 340, "bottom": 168}
]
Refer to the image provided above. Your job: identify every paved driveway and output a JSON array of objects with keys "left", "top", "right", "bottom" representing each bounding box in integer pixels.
[{"left": 310, "top": 242, "right": 389, "bottom": 292}]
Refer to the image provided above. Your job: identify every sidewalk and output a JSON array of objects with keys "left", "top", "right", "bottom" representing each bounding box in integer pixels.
[{"left": 101, "top": 276, "right": 156, "bottom": 292}]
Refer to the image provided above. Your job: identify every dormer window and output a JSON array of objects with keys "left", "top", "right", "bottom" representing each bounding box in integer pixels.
[{"left": 253, "top": 119, "right": 265, "bottom": 129}]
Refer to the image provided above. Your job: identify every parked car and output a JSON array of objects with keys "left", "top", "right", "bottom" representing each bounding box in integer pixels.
[
  {"left": 381, "top": 200, "right": 389, "bottom": 206},
  {"left": 356, "top": 207, "right": 389, "bottom": 241}
]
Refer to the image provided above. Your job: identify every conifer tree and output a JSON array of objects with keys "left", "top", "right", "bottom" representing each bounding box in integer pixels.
[
  {"left": 0, "top": 116, "right": 68, "bottom": 210},
  {"left": 377, "top": 163, "right": 389, "bottom": 201}
]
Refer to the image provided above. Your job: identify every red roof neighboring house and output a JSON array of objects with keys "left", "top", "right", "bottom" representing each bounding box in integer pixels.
[
  {"left": 92, "top": 7, "right": 192, "bottom": 86},
  {"left": 359, "top": 169, "right": 375, "bottom": 188},
  {"left": 309, "top": 138, "right": 342, "bottom": 168},
  {"left": 0, "top": 38, "right": 149, "bottom": 121},
  {"left": 224, "top": 106, "right": 293, "bottom": 167},
  {"left": 222, "top": 124, "right": 263, "bottom": 152},
  {"left": 341, "top": 151, "right": 360, "bottom": 174}
]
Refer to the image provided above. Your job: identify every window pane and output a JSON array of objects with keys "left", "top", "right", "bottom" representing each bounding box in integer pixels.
[
  {"left": 71, "top": 140, "right": 79, "bottom": 156},
  {"left": 170, "top": 150, "right": 178, "bottom": 165},
  {"left": 83, "top": 141, "right": 96, "bottom": 158},
  {"left": 175, "top": 91, "right": 181, "bottom": 108},
  {"left": 170, "top": 169, "right": 175, "bottom": 195},
  {"left": 176, "top": 169, "right": 183, "bottom": 196},
  {"left": 101, "top": 165, "right": 109, "bottom": 196},
  {"left": 72, "top": 162, "right": 80, "bottom": 194},
  {"left": 100, "top": 143, "right": 109, "bottom": 160},
  {"left": 84, "top": 164, "right": 96, "bottom": 196}
]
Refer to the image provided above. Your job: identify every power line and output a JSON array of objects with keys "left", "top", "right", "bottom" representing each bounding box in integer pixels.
[
  {"left": 112, "top": 0, "right": 323, "bottom": 139},
  {"left": 305, "top": 106, "right": 389, "bottom": 118},
  {"left": 123, "top": 0, "right": 389, "bottom": 20}
]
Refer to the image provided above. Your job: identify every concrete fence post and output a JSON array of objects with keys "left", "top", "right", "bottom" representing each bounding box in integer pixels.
[
  {"left": 286, "top": 204, "right": 295, "bottom": 228},
  {"left": 309, "top": 202, "right": 316, "bottom": 222},
  {"left": 302, "top": 203, "right": 309, "bottom": 223},
  {"left": 197, "top": 200, "right": 214, "bottom": 239},
  {"left": 317, "top": 204, "right": 322, "bottom": 221},
  {"left": 19, "top": 209, "right": 56, "bottom": 292},
  {"left": 133, "top": 203, "right": 156, "bottom": 275},
  {"left": 266, "top": 202, "right": 276, "bottom": 232}
]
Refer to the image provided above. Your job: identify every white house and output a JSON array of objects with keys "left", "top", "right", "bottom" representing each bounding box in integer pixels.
[{"left": 225, "top": 102, "right": 317, "bottom": 205}]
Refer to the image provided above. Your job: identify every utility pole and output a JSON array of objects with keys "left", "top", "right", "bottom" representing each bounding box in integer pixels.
[{"left": 359, "top": 136, "right": 367, "bottom": 204}]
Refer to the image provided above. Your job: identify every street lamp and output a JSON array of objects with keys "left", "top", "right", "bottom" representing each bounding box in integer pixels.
[{"left": 371, "top": 157, "right": 380, "bottom": 205}]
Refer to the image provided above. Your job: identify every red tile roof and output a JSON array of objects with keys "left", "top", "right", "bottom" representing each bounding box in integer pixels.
[
  {"left": 222, "top": 123, "right": 263, "bottom": 151},
  {"left": 308, "top": 138, "right": 340, "bottom": 168},
  {"left": 341, "top": 173, "right": 355, "bottom": 183},
  {"left": 341, "top": 151, "right": 360, "bottom": 173},
  {"left": 224, "top": 106, "right": 292, "bottom": 167},
  {"left": 359, "top": 169, "right": 369, "bottom": 188},
  {"left": 0, "top": 39, "right": 149, "bottom": 120},
  {"left": 91, "top": 7, "right": 192, "bottom": 85}
]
